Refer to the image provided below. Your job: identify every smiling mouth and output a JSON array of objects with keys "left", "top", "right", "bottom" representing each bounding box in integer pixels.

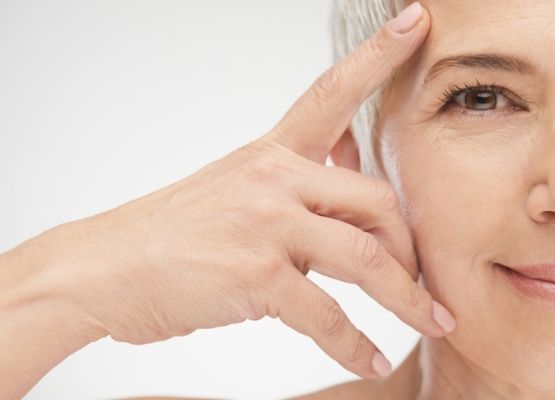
[{"left": 494, "top": 263, "right": 555, "bottom": 304}]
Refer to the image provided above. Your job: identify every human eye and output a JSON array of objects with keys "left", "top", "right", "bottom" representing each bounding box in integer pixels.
[{"left": 436, "top": 78, "right": 528, "bottom": 117}]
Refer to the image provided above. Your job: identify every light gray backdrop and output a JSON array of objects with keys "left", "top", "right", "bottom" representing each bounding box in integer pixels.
[{"left": 0, "top": 1, "right": 419, "bottom": 398}]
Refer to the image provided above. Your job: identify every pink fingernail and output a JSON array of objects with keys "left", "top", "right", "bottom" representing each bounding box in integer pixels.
[
  {"left": 432, "top": 300, "right": 456, "bottom": 333},
  {"left": 387, "top": 1, "right": 423, "bottom": 34},
  {"left": 371, "top": 351, "right": 392, "bottom": 377}
]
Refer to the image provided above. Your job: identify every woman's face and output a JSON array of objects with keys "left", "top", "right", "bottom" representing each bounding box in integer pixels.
[{"left": 378, "top": 0, "right": 555, "bottom": 392}]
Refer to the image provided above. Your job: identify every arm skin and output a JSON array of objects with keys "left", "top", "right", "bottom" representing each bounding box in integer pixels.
[
  {"left": 0, "top": 221, "right": 107, "bottom": 400},
  {"left": 0, "top": 221, "right": 384, "bottom": 400},
  {"left": 121, "top": 379, "right": 384, "bottom": 400},
  {"left": 0, "top": 219, "right": 375, "bottom": 400}
]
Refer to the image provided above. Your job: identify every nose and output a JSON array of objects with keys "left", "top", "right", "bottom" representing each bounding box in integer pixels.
[
  {"left": 525, "top": 106, "right": 555, "bottom": 225},
  {"left": 527, "top": 178, "right": 555, "bottom": 226}
]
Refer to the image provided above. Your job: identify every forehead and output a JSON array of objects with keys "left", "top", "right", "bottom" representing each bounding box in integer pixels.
[
  {"left": 419, "top": 1, "right": 554, "bottom": 55},
  {"left": 405, "top": 0, "right": 555, "bottom": 82}
]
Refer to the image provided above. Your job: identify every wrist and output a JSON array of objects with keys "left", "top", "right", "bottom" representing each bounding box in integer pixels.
[
  {"left": 0, "top": 221, "right": 108, "bottom": 398},
  {"left": 1, "top": 220, "right": 109, "bottom": 340}
]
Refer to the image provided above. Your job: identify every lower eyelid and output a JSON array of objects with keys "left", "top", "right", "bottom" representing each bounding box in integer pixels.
[{"left": 443, "top": 104, "right": 526, "bottom": 119}]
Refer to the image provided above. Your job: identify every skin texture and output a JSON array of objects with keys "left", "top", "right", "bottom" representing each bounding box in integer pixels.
[
  {"left": 127, "top": 0, "right": 555, "bottom": 398},
  {"left": 118, "top": 0, "right": 555, "bottom": 398},
  {"left": 1, "top": 6, "right": 452, "bottom": 399},
  {"left": 7, "top": 1, "right": 555, "bottom": 399},
  {"left": 382, "top": 0, "right": 555, "bottom": 398},
  {"left": 304, "top": 0, "right": 555, "bottom": 399}
]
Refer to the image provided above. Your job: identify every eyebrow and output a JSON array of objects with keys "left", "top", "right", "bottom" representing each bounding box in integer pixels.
[{"left": 424, "top": 53, "right": 538, "bottom": 85}]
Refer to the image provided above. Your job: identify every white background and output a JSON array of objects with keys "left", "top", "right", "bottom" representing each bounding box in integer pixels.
[{"left": 0, "top": 1, "right": 419, "bottom": 399}]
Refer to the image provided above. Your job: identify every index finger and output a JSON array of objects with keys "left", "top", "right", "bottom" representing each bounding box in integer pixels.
[{"left": 261, "top": 2, "right": 430, "bottom": 164}]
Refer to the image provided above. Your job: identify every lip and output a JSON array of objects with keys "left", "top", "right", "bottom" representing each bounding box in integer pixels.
[{"left": 494, "top": 263, "right": 555, "bottom": 304}]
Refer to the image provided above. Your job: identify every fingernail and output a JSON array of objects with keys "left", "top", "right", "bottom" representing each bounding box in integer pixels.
[
  {"left": 387, "top": 1, "right": 423, "bottom": 34},
  {"left": 432, "top": 300, "right": 456, "bottom": 333},
  {"left": 371, "top": 351, "right": 392, "bottom": 377}
]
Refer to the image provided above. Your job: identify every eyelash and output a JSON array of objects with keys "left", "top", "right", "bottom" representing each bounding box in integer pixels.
[{"left": 436, "top": 78, "right": 527, "bottom": 115}]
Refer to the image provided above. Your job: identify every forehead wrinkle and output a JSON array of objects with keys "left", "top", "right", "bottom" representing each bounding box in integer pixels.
[{"left": 423, "top": 53, "right": 538, "bottom": 85}]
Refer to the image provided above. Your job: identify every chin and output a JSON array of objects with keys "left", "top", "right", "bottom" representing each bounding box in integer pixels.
[{"left": 433, "top": 260, "right": 555, "bottom": 393}]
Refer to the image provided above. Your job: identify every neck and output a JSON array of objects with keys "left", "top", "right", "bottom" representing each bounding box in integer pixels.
[
  {"left": 415, "top": 336, "right": 506, "bottom": 400},
  {"left": 390, "top": 335, "right": 548, "bottom": 400}
]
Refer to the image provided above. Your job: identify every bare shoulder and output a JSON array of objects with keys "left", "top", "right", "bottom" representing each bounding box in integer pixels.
[
  {"left": 121, "top": 341, "right": 423, "bottom": 400},
  {"left": 285, "top": 379, "right": 388, "bottom": 400},
  {"left": 121, "top": 380, "right": 384, "bottom": 400},
  {"left": 122, "top": 397, "right": 225, "bottom": 400}
]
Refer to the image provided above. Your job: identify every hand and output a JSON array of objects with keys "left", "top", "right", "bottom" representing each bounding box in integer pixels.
[{"left": 47, "top": 2, "right": 452, "bottom": 380}]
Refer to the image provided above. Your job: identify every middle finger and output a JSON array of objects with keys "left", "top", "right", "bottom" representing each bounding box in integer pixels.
[{"left": 284, "top": 208, "right": 455, "bottom": 337}]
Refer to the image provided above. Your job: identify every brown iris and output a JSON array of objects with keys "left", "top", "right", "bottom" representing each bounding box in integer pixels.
[{"left": 464, "top": 89, "right": 497, "bottom": 110}]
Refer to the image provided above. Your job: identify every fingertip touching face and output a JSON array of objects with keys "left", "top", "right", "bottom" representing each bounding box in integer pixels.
[{"left": 376, "top": 0, "right": 555, "bottom": 394}]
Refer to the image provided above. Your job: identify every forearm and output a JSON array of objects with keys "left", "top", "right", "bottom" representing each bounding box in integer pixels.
[{"left": 0, "top": 222, "right": 107, "bottom": 399}]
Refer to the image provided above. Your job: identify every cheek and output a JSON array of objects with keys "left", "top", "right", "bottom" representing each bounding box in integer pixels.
[
  {"left": 383, "top": 120, "right": 555, "bottom": 383},
  {"left": 393, "top": 128, "right": 513, "bottom": 297},
  {"left": 388, "top": 123, "right": 529, "bottom": 300},
  {"left": 384, "top": 120, "right": 533, "bottom": 279}
]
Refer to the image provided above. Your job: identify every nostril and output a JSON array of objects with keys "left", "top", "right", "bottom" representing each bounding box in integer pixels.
[{"left": 540, "top": 210, "right": 555, "bottom": 224}]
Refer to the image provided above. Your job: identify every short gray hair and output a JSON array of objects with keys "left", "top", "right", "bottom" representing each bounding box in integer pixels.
[{"left": 330, "top": 0, "right": 406, "bottom": 178}]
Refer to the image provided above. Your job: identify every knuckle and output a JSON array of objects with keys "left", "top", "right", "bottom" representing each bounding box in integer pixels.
[
  {"left": 312, "top": 66, "right": 342, "bottom": 101},
  {"left": 261, "top": 256, "right": 286, "bottom": 284},
  {"left": 407, "top": 282, "right": 422, "bottom": 309},
  {"left": 354, "top": 233, "right": 390, "bottom": 279},
  {"left": 320, "top": 298, "right": 347, "bottom": 339},
  {"left": 372, "top": 178, "right": 399, "bottom": 211},
  {"left": 347, "top": 330, "right": 369, "bottom": 364},
  {"left": 244, "top": 293, "right": 270, "bottom": 321},
  {"left": 243, "top": 258, "right": 287, "bottom": 319},
  {"left": 251, "top": 194, "right": 284, "bottom": 223},
  {"left": 310, "top": 198, "right": 333, "bottom": 217},
  {"left": 363, "top": 27, "right": 390, "bottom": 59},
  {"left": 242, "top": 155, "right": 279, "bottom": 183}
]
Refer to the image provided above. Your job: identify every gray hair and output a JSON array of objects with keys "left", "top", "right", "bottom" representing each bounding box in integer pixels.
[{"left": 330, "top": 0, "right": 406, "bottom": 178}]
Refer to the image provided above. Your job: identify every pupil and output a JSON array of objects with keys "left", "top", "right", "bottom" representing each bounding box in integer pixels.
[{"left": 466, "top": 90, "right": 496, "bottom": 110}]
